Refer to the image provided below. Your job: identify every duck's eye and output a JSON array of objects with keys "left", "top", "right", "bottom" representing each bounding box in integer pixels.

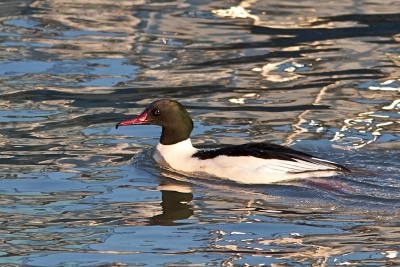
[{"left": 153, "top": 109, "right": 161, "bottom": 116}]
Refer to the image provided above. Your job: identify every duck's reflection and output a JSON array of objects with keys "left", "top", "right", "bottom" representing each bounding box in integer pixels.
[
  {"left": 147, "top": 180, "right": 194, "bottom": 226},
  {"left": 145, "top": 164, "right": 355, "bottom": 226}
]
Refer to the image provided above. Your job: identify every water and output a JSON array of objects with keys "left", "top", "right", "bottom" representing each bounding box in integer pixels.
[{"left": 1, "top": 0, "right": 400, "bottom": 265}]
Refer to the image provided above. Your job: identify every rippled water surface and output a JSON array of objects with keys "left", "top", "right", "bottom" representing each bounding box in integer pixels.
[{"left": 1, "top": 0, "right": 400, "bottom": 266}]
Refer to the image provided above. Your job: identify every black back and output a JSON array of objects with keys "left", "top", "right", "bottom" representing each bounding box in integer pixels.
[{"left": 192, "top": 143, "right": 349, "bottom": 171}]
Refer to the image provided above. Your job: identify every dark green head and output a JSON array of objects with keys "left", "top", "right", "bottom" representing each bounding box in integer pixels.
[{"left": 116, "top": 99, "right": 194, "bottom": 145}]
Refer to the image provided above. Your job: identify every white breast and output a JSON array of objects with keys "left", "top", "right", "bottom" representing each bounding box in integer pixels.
[{"left": 153, "top": 139, "right": 341, "bottom": 184}]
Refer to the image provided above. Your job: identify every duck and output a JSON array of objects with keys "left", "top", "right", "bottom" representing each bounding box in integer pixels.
[{"left": 116, "top": 99, "right": 350, "bottom": 184}]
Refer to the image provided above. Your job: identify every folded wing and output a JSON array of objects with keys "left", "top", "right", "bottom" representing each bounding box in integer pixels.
[{"left": 192, "top": 143, "right": 349, "bottom": 174}]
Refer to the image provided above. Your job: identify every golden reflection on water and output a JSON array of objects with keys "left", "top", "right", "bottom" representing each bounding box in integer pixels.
[{"left": 1, "top": 0, "right": 400, "bottom": 265}]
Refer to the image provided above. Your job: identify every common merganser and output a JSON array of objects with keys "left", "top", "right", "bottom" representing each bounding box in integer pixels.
[{"left": 116, "top": 99, "right": 349, "bottom": 184}]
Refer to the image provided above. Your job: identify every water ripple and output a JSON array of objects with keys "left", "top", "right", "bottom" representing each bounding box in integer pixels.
[{"left": 1, "top": 0, "right": 400, "bottom": 266}]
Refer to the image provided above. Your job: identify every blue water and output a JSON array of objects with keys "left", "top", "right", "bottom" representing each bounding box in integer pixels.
[{"left": 1, "top": 0, "right": 400, "bottom": 266}]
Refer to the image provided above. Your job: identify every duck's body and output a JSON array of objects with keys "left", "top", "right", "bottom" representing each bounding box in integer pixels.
[
  {"left": 154, "top": 139, "right": 344, "bottom": 184},
  {"left": 116, "top": 99, "right": 349, "bottom": 184}
]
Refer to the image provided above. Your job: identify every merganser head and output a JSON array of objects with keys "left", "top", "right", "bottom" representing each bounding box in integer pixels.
[{"left": 116, "top": 99, "right": 194, "bottom": 145}]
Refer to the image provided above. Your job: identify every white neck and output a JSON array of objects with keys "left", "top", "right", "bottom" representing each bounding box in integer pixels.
[
  {"left": 154, "top": 138, "right": 198, "bottom": 170},
  {"left": 157, "top": 138, "right": 195, "bottom": 151}
]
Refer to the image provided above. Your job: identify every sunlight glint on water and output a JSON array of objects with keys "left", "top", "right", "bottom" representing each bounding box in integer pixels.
[{"left": 0, "top": 0, "right": 400, "bottom": 266}]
